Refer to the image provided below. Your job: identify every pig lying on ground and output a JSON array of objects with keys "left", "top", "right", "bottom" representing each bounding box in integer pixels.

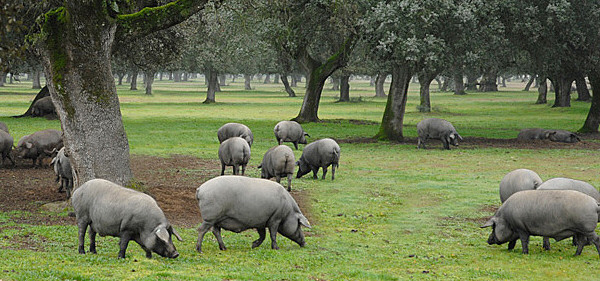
[
  {"left": 217, "top": 123, "right": 254, "bottom": 147},
  {"left": 218, "top": 137, "right": 251, "bottom": 176},
  {"left": 50, "top": 147, "right": 73, "bottom": 198},
  {"left": 195, "top": 176, "right": 310, "bottom": 252},
  {"left": 0, "top": 122, "right": 8, "bottom": 133},
  {"left": 417, "top": 118, "right": 462, "bottom": 150},
  {"left": 517, "top": 128, "right": 580, "bottom": 143},
  {"left": 31, "top": 96, "right": 56, "bottom": 117},
  {"left": 274, "top": 121, "right": 309, "bottom": 150},
  {"left": 15, "top": 129, "right": 62, "bottom": 167},
  {"left": 296, "top": 138, "right": 340, "bottom": 180},
  {"left": 259, "top": 145, "right": 295, "bottom": 191},
  {"left": 0, "top": 130, "right": 15, "bottom": 167},
  {"left": 72, "top": 179, "right": 182, "bottom": 259},
  {"left": 482, "top": 190, "right": 600, "bottom": 257},
  {"left": 499, "top": 169, "right": 542, "bottom": 203}
]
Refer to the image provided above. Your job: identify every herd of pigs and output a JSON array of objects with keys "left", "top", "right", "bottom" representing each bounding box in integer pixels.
[{"left": 0, "top": 117, "right": 595, "bottom": 259}]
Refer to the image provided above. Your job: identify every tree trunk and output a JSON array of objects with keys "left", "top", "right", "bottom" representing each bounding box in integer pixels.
[
  {"left": 440, "top": 76, "right": 449, "bottom": 92},
  {"left": 551, "top": 75, "right": 573, "bottom": 107},
  {"left": 32, "top": 70, "right": 42, "bottom": 89},
  {"left": 370, "top": 76, "right": 375, "bottom": 87},
  {"left": 501, "top": 76, "right": 507, "bottom": 87},
  {"left": 219, "top": 74, "right": 227, "bottom": 86},
  {"left": 182, "top": 72, "right": 188, "bottom": 81},
  {"left": 331, "top": 77, "right": 340, "bottom": 91},
  {"left": 434, "top": 77, "right": 442, "bottom": 91},
  {"left": 418, "top": 72, "right": 436, "bottom": 112},
  {"left": 453, "top": 72, "right": 466, "bottom": 95},
  {"left": 480, "top": 71, "right": 498, "bottom": 92},
  {"left": 374, "top": 73, "right": 387, "bottom": 97},
  {"left": 536, "top": 77, "right": 548, "bottom": 104},
  {"left": 291, "top": 75, "right": 299, "bottom": 87},
  {"left": 523, "top": 75, "right": 535, "bottom": 91},
  {"left": 274, "top": 74, "right": 280, "bottom": 84},
  {"left": 0, "top": 72, "right": 5, "bottom": 86},
  {"left": 338, "top": 75, "right": 350, "bottom": 102},
  {"left": 130, "top": 70, "right": 138, "bottom": 90},
  {"left": 244, "top": 74, "right": 252, "bottom": 90},
  {"left": 375, "top": 63, "right": 413, "bottom": 141},
  {"left": 159, "top": 72, "right": 163, "bottom": 81},
  {"left": 13, "top": 86, "right": 50, "bottom": 118},
  {"left": 281, "top": 74, "right": 296, "bottom": 97},
  {"left": 117, "top": 72, "right": 125, "bottom": 85},
  {"left": 204, "top": 70, "right": 218, "bottom": 103},
  {"left": 144, "top": 71, "right": 155, "bottom": 95},
  {"left": 580, "top": 70, "right": 600, "bottom": 133},
  {"left": 173, "top": 71, "right": 181, "bottom": 82},
  {"left": 575, "top": 75, "right": 591, "bottom": 102},
  {"left": 169, "top": 72, "right": 173, "bottom": 80},
  {"left": 465, "top": 74, "right": 478, "bottom": 91},
  {"left": 264, "top": 74, "right": 271, "bottom": 84}
]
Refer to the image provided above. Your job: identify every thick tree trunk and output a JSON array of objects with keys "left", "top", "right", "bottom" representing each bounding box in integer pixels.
[
  {"left": 0, "top": 72, "right": 5, "bottom": 86},
  {"left": 453, "top": 72, "right": 466, "bottom": 95},
  {"left": 374, "top": 73, "right": 387, "bottom": 97},
  {"left": 465, "top": 74, "right": 479, "bottom": 91},
  {"left": 281, "top": 74, "right": 296, "bottom": 97},
  {"left": 331, "top": 76, "right": 340, "bottom": 91},
  {"left": 536, "top": 77, "right": 548, "bottom": 104},
  {"left": 580, "top": 70, "right": 600, "bottom": 133},
  {"left": 144, "top": 71, "right": 155, "bottom": 95},
  {"left": 338, "top": 75, "right": 350, "bottom": 102},
  {"left": 418, "top": 72, "right": 436, "bottom": 112},
  {"left": 440, "top": 76, "right": 450, "bottom": 92},
  {"left": 523, "top": 75, "right": 535, "bottom": 91},
  {"left": 274, "top": 74, "right": 280, "bottom": 84},
  {"left": 551, "top": 76, "right": 573, "bottom": 107},
  {"left": 434, "top": 77, "right": 442, "bottom": 91},
  {"left": 204, "top": 70, "right": 218, "bottom": 103},
  {"left": 219, "top": 74, "right": 227, "bottom": 86},
  {"left": 182, "top": 72, "right": 188, "bottom": 81},
  {"left": 244, "top": 74, "right": 252, "bottom": 90},
  {"left": 263, "top": 74, "right": 271, "bottom": 84},
  {"left": 575, "top": 75, "right": 591, "bottom": 102},
  {"left": 375, "top": 64, "right": 413, "bottom": 141},
  {"left": 40, "top": 6, "right": 132, "bottom": 186},
  {"left": 480, "top": 71, "right": 498, "bottom": 92},
  {"left": 159, "top": 72, "right": 163, "bottom": 81},
  {"left": 117, "top": 72, "right": 125, "bottom": 85},
  {"left": 130, "top": 70, "right": 138, "bottom": 90},
  {"left": 291, "top": 75, "right": 299, "bottom": 87},
  {"left": 500, "top": 76, "right": 507, "bottom": 87},
  {"left": 173, "top": 71, "right": 181, "bottom": 82},
  {"left": 32, "top": 70, "right": 42, "bottom": 89}
]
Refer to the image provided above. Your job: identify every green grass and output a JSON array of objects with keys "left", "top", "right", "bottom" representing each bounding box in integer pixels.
[{"left": 1, "top": 78, "right": 599, "bottom": 280}]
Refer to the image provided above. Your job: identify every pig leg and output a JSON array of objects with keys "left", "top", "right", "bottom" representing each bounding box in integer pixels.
[
  {"left": 293, "top": 142, "right": 299, "bottom": 150},
  {"left": 322, "top": 166, "right": 328, "bottom": 180},
  {"left": 331, "top": 164, "right": 336, "bottom": 180},
  {"left": 311, "top": 166, "right": 319, "bottom": 179},
  {"left": 542, "top": 237, "right": 551, "bottom": 251},
  {"left": 286, "top": 174, "right": 292, "bottom": 191},
  {"left": 574, "top": 234, "right": 585, "bottom": 256},
  {"left": 507, "top": 239, "right": 517, "bottom": 250},
  {"left": 212, "top": 227, "right": 227, "bottom": 250},
  {"left": 232, "top": 164, "right": 239, "bottom": 175},
  {"left": 77, "top": 221, "right": 89, "bottom": 254},
  {"left": 220, "top": 163, "right": 226, "bottom": 175},
  {"left": 441, "top": 137, "right": 450, "bottom": 150},
  {"left": 241, "top": 164, "right": 246, "bottom": 176},
  {"left": 586, "top": 233, "right": 600, "bottom": 258},
  {"left": 518, "top": 231, "right": 530, "bottom": 254},
  {"left": 89, "top": 228, "right": 97, "bottom": 254},
  {"left": 196, "top": 222, "right": 212, "bottom": 253},
  {"left": 118, "top": 232, "right": 133, "bottom": 258},
  {"left": 252, "top": 228, "right": 266, "bottom": 248},
  {"left": 133, "top": 237, "right": 152, "bottom": 258},
  {"left": 268, "top": 221, "right": 281, "bottom": 250},
  {"left": 275, "top": 175, "right": 281, "bottom": 184}
]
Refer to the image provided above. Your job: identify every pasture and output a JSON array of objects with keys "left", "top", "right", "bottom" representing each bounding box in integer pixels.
[{"left": 1, "top": 77, "right": 599, "bottom": 280}]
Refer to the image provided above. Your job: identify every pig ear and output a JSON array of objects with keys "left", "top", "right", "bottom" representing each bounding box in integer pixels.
[
  {"left": 169, "top": 226, "right": 183, "bottom": 242},
  {"left": 456, "top": 133, "right": 463, "bottom": 141},
  {"left": 480, "top": 218, "right": 495, "bottom": 228},
  {"left": 449, "top": 134, "right": 455, "bottom": 140},
  {"left": 257, "top": 164, "right": 262, "bottom": 169},
  {"left": 572, "top": 134, "right": 581, "bottom": 141},
  {"left": 155, "top": 226, "right": 170, "bottom": 243},
  {"left": 304, "top": 132, "right": 310, "bottom": 137},
  {"left": 25, "top": 142, "right": 33, "bottom": 149},
  {"left": 298, "top": 214, "right": 311, "bottom": 228}
]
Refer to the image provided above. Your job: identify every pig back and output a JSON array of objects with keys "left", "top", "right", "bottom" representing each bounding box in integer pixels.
[{"left": 538, "top": 178, "right": 600, "bottom": 202}]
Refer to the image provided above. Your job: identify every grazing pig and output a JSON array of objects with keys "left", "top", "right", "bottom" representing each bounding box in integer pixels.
[
  {"left": 0, "top": 122, "right": 8, "bottom": 133},
  {"left": 217, "top": 122, "right": 254, "bottom": 147},
  {"left": 517, "top": 128, "right": 550, "bottom": 140},
  {"left": 499, "top": 169, "right": 542, "bottom": 203},
  {"left": 481, "top": 190, "right": 600, "bottom": 257},
  {"left": 31, "top": 96, "right": 56, "bottom": 117},
  {"left": 258, "top": 145, "right": 295, "bottom": 191},
  {"left": 274, "top": 121, "right": 309, "bottom": 150},
  {"left": 72, "top": 179, "right": 182, "bottom": 259},
  {"left": 50, "top": 147, "right": 73, "bottom": 198},
  {"left": 218, "top": 137, "right": 251, "bottom": 176},
  {"left": 547, "top": 130, "right": 580, "bottom": 143},
  {"left": 296, "top": 138, "right": 340, "bottom": 180},
  {"left": 417, "top": 118, "right": 462, "bottom": 150},
  {"left": 0, "top": 130, "right": 15, "bottom": 167},
  {"left": 15, "top": 129, "right": 63, "bottom": 167},
  {"left": 195, "top": 176, "right": 310, "bottom": 252}
]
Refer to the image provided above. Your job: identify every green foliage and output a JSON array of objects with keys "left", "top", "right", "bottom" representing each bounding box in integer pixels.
[{"left": 1, "top": 79, "right": 599, "bottom": 279}]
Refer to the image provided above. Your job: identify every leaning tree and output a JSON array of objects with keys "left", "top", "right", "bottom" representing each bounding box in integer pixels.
[{"left": 35, "top": 0, "right": 214, "bottom": 186}]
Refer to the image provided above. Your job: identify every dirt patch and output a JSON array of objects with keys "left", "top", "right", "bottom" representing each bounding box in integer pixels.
[
  {"left": 336, "top": 136, "right": 600, "bottom": 149},
  {"left": 0, "top": 155, "right": 312, "bottom": 229}
]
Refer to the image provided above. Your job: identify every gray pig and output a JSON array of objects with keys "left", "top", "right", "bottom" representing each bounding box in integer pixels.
[
  {"left": 50, "top": 147, "right": 73, "bottom": 198},
  {"left": 195, "top": 176, "right": 310, "bottom": 252},
  {"left": 537, "top": 177, "right": 600, "bottom": 250},
  {"left": 258, "top": 145, "right": 296, "bottom": 191},
  {"left": 0, "top": 130, "right": 15, "bottom": 167},
  {"left": 274, "top": 121, "right": 309, "bottom": 150},
  {"left": 296, "top": 138, "right": 340, "bottom": 180},
  {"left": 482, "top": 190, "right": 600, "bottom": 257},
  {"left": 217, "top": 122, "right": 254, "bottom": 147},
  {"left": 499, "top": 169, "right": 542, "bottom": 203},
  {"left": 15, "top": 129, "right": 63, "bottom": 167},
  {"left": 31, "top": 96, "right": 56, "bottom": 117},
  {"left": 72, "top": 179, "right": 182, "bottom": 259},
  {"left": 517, "top": 128, "right": 550, "bottom": 140},
  {"left": 0, "top": 122, "right": 8, "bottom": 133},
  {"left": 417, "top": 118, "right": 463, "bottom": 150},
  {"left": 218, "top": 137, "right": 251, "bottom": 176},
  {"left": 547, "top": 130, "right": 580, "bottom": 143}
]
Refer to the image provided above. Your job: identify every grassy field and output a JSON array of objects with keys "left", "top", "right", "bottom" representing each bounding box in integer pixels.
[{"left": 1, "top": 77, "right": 600, "bottom": 280}]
